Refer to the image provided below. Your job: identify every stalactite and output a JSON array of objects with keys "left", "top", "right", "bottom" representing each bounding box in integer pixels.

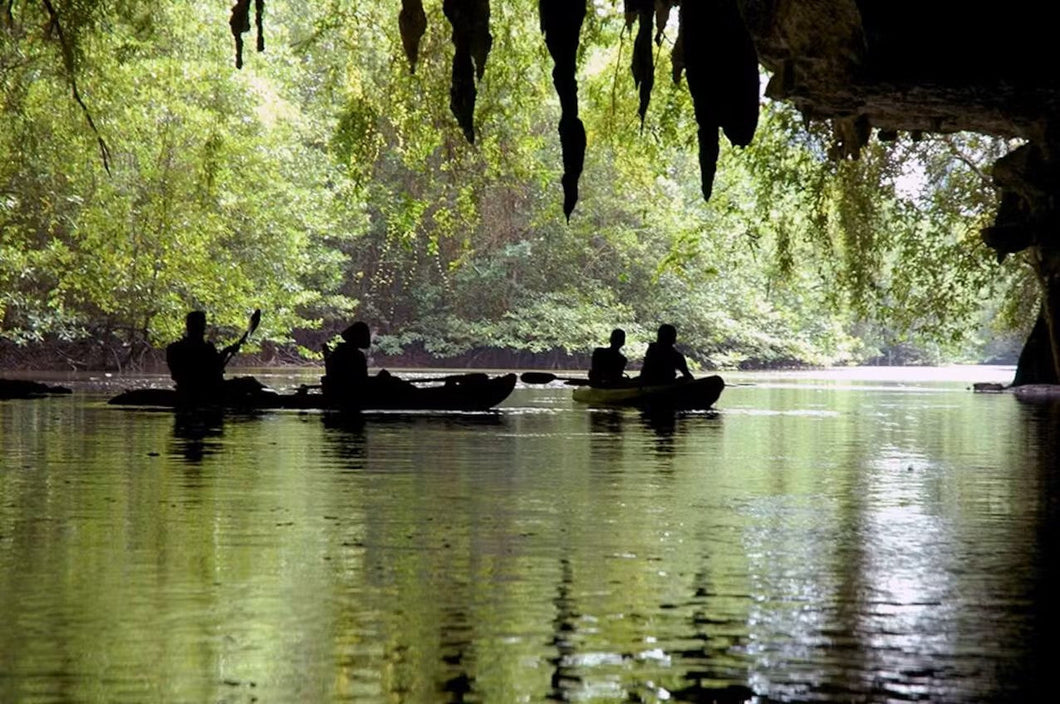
[
  {"left": 654, "top": 0, "right": 673, "bottom": 46},
  {"left": 626, "top": 0, "right": 654, "bottom": 127},
  {"left": 540, "top": 0, "right": 587, "bottom": 220},
  {"left": 230, "top": 0, "right": 265, "bottom": 69},
  {"left": 399, "top": 0, "right": 428, "bottom": 73},
  {"left": 715, "top": 1, "right": 759, "bottom": 149},
  {"left": 218, "top": 0, "right": 763, "bottom": 213},
  {"left": 255, "top": 0, "right": 265, "bottom": 52},
  {"left": 671, "top": 8, "right": 685, "bottom": 84},
  {"left": 444, "top": 0, "right": 492, "bottom": 144},
  {"left": 230, "top": 0, "right": 250, "bottom": 69},
  {"left": 469, "top": 1, "right": 492, "bottom": 80},
  {"left": 680, "top": 0, "right": 759, "bottom": 200}
]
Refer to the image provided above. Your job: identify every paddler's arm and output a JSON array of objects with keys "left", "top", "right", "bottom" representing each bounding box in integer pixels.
[
  {"left": 218, "top": 342, "right": 240, "bottom": 370},
  {"left": 677, "top": 352, "right": 693, "bottom": 379}
]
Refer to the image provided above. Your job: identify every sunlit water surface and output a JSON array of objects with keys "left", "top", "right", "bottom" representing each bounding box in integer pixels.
[{"left": 1, "top": 366, "right": 1057, "bottom": 703}]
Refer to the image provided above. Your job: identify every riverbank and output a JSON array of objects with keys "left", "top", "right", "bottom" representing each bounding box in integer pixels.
[{"left": 0, "top": 338, "right": 1014, "bottom": 375}]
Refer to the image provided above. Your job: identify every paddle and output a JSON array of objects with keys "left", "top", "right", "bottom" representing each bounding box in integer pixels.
[
  {"left": 220, "top": 308, "right": 261, "bottom": 368},
  {"left": 519, "top": 371, "right": 592, "bottom": 386},
  {"left": 410, "top": 372, "right": 490, "bottom": 384},
  {"left": 297, "top": 371, "right": 490, "bottom": 394}
]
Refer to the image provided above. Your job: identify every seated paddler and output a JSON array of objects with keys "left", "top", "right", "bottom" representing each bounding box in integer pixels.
[
  {"left": 588, "top": 328, "right": 628, "bottom": 386},
  {"left": 322, "top": 321, "right": 406, "bottom": 403},
  {"left": 166, "top": 310, "right": 238, "bottom": 400},
  {"left": 638, "top": 323, "right": 693, "bottom": 385}
]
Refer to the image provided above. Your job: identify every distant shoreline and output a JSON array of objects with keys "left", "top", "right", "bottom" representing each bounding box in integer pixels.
[{"left": 0, "top": 338, "right": 1015, "bottom": 374}]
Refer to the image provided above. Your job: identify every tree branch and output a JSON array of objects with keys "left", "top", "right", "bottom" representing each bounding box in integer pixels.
[
  {"left": 938, "top": 135, "right": 991, "bottom": 187},
  {"left": 41, "top": 0, "right": 111, "bottom": 174}
]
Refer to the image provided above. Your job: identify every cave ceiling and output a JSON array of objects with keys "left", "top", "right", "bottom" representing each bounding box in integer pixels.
[
  {"left": 748, "top": 0, "right": 1060, "bottom": 143},
  {"left": 226, "top": 0, "right": 1060, "bottom": 212}
]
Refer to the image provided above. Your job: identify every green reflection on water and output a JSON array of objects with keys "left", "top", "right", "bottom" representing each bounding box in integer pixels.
[{"left": 0, "top": 376, "right": 1056, "bottom": 702}]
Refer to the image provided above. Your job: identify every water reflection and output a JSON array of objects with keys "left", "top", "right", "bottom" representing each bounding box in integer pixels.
[
  {"left": 589, "top": 409, "right": 624, "bottom": 436},
  {"left": 588, "top": 407, "right": 724, "bottom": 460},
  {"left": 438, "top": 606, "right": 476, "bottom": 702},
  {"left": 588, "top": 410, "right": 625, "bottom": 467},
  {"left": 170, "top": 409, "right": 225, "bottom": 463},
  {"left": 641, "top": 409, "right": 722, "bottom": 458},
  {"left": 321, "top": 409, "right": 367, "bottom": 433},
  {"left": 321, "top": 411, "right": 506, "bottom": 470},
  {"left": 548, "top": 557, "right": 580, "bottom": 701},
  {"left": 0, "top": 378, "right": 1057, "bottom": 702},
  {"left": 321, "top": 410, "right": 368, "bottom": 468},
  {"left": 1019, "top": 399, "right": 1060, "bottom": 695},
  {"left": 642, "top": 409, "right": 678, "bottom": 448}
]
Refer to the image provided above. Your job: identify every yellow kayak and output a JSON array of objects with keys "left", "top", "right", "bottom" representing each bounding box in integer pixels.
[{"left": 572, "top": 375, "right": 724, "bottom": 410}]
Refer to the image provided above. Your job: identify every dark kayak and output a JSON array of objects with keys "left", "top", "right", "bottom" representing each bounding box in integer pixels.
[
  {"left": 0, "top": 379, "right": 73, "bottom": 399},
  {"left": 108, "top": 373, "right": 518, "bottom": 412},
  {"left": 571, "top": 375, "right": 724, "bottom": 410}
]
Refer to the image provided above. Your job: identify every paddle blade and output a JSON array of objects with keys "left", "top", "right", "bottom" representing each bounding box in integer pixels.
[
  {"left": 409, "top": 372, "right": 491, "bottom": 385},
  {"left": 249, "top": 308, "right": 262, "bottom": 335},
  {"left": 520, "top": 372, "right": 559, "bottom": 384}
]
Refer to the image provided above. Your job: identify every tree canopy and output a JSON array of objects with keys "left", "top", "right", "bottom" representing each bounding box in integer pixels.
[{"left": 0, "top": 0, "right": 1030, "bottom": 370}]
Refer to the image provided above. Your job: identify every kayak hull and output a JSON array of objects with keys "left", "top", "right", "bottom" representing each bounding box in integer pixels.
[
  {"left": 0, "top": 379, "right": 72, "bottom": 399},
  {"left": 572, "top": 375, "right": 724, "bottom": 410},
  {"left": 108, "top": 374, "right": 517, "bottom": 412}
]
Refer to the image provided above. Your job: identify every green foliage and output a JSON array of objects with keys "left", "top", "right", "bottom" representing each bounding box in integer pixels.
[
  {"left": 0, "top": 0, "right": 1031, "bottom": 368},
  {"left": 1, "top": 0, "right": 359, "bottom": 355}
]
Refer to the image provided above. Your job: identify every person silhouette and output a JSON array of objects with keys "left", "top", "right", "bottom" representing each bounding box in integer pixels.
[
  {"left": 638, "top": 324, "right": 693, "bottom": 384},
  {"left": 166, "top": 311, "right": 235, "bottom": 399},
  {"left": 322, "top": 321, "right": 371, "bottom": 398},
  {"left": 588, "top": 328, "right": 628, "bottom": 386},
  {"left": 322, "top": 321, "right": 404, "bottom": 403}
]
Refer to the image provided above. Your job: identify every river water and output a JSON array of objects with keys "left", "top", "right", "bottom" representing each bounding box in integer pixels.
[{"left": 0, "top": 366, "right": 1056, "bottom": 703}]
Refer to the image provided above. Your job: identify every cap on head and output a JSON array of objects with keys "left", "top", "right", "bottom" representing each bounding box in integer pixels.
[
  {"left": 657, "top": 324, "right": 677, "bottom": 345},
  {"left": 609, "top": 328, "right": 626, "bottom": 347}
]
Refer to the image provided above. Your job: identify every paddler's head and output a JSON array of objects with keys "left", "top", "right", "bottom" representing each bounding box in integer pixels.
[
  {"left": 341, "top": 321, "right": 371, "bottom": 349},
  {"left": 609, "top": 328, "right": 626, "bottom": 349},
  {"left": 185, "top": 311, "right": 207, "bottom": 341},
  {"left": 656, "top": 324, "right": 677, "bottom": 346}
]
